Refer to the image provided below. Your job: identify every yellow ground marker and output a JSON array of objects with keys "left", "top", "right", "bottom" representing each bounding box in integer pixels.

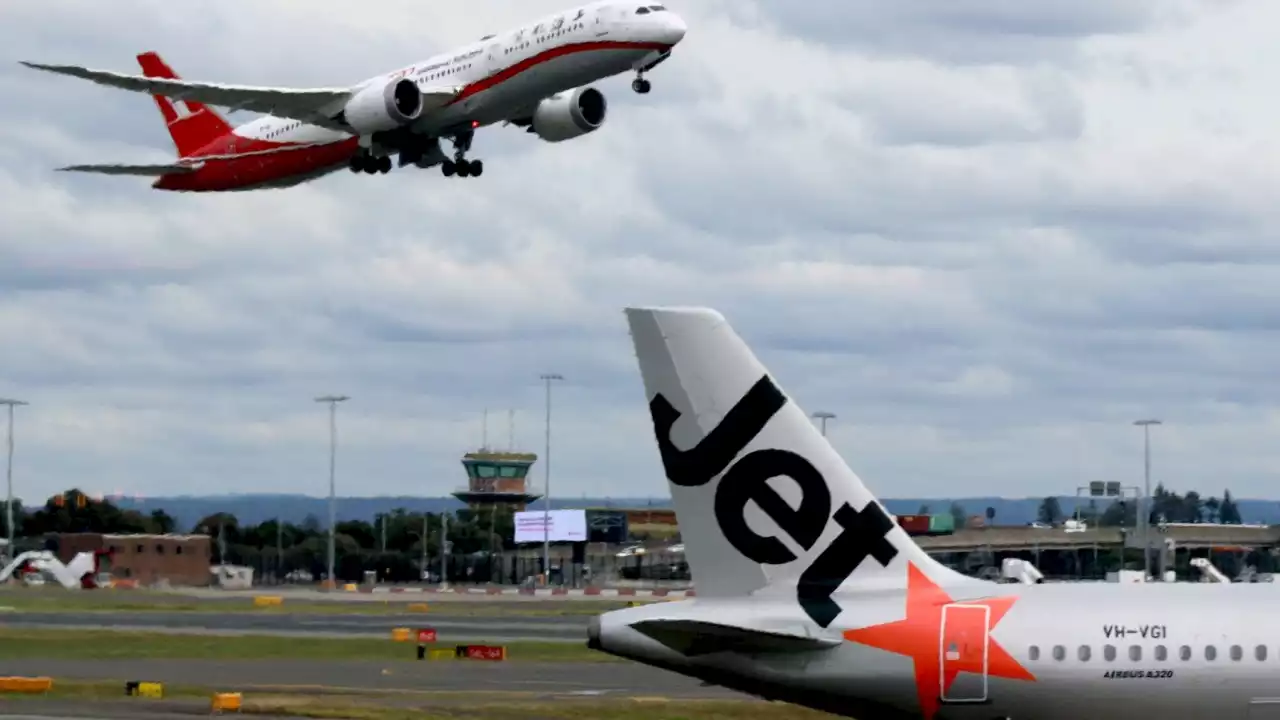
[
  {"left": 211, "top": 692, "right": 242, "bottom": 712},
  {"left": 0, "top": 677, "right": 52, "bottom": 693}
]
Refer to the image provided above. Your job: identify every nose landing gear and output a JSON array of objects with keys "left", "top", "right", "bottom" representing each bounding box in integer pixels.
[{"left": 632, "top": 75, "right": 651, "bottom": 94}]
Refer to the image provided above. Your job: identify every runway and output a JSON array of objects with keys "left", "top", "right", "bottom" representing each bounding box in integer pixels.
[
  {"left": 0, "top": 658, "right": 748, "bottom": 700},
  {"left": 0, "top": 611, "right": 584, "bottom": 643}
]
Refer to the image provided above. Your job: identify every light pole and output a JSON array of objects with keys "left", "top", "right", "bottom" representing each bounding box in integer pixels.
[
  {"left": 812, "top": 411, "right": 835, "bottom": 437},
  {"left": 1134, "top": 419, "right": 1161, "bottom": 580},
  {"left": 539, "top": 373, "right": 563, "bottom": 584},
  {"left": 315, "top": 395, "right": 349, "bottom": 589},
  {"left": 0, "top": 399, "right": 27, "bottom": 555}
]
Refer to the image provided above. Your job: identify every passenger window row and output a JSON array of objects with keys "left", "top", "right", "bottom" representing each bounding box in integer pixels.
[
  {"left": 1029, "top": 644, "right": 1265, "bottom": 663},
  {"left": 267, "top": 121, "right": 302, "bottom": 139},
  {"left": 505, "top": 21, "right": 586, "bottom": 53}
]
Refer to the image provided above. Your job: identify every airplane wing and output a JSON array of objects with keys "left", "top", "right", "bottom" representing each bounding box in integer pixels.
[
  {"left": 20, "top": 61, "right": 464, "bottom": 131},
  {"left": 57, "top": 162, "right": 199, "bottom": 176},
  {"left": 630, "top": 619, "right": 841, "bottom": 657}
]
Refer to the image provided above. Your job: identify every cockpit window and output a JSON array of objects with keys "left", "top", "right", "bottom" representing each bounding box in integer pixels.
[{"left": 635, "top": 6, "right": 650, "bottom": 13}]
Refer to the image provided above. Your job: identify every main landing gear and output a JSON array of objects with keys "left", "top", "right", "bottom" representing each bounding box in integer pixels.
[
  {"left": 349, "top": 152, "right": 391, "bottom": 175},
  {"left": 440, "top": 130, "right": 484, "bottom": 178},
  {"left": 441, "top": 158, "right": 483, "bottom": 178}
]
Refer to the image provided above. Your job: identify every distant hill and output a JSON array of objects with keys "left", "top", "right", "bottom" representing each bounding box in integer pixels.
[{"left": 104, "top": 494, "right": 1280, "bottom": 532}]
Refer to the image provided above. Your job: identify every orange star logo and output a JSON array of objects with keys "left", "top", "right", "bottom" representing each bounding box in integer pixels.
[{"left": 842, "top": 563, "right": 1036, "bottom": 720}]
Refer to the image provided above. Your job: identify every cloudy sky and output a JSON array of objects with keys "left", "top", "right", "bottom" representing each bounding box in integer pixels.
[{"left": 1, "top": 0, "right": 1278, "bottom": 505}]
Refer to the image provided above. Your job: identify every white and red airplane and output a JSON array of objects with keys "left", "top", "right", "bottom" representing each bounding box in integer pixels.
[
  {"left": 594, "top": 305, "right": 1280, "bottom": 720},
  {"left": 20, "top": 1, "right": 686, "bottom": 192}
]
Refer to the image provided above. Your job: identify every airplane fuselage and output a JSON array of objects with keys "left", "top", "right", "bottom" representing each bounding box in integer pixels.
[
  {"left": 595, "top": 580, "right": 1280, "bottom": 720},
  {"left": 154, "top": 0, "right": 683, "bottom": 191}
]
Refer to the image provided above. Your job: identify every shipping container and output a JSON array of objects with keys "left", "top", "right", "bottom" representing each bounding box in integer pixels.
[
  {"left": 895, "top": 514, "right": 931, "bottom": 535},
  {"left": 927, "top": 514, "right": 955, "bottom": 534}
]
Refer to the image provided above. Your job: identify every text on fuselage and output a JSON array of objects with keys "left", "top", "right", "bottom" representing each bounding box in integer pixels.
[
  {"left": 647, "top": 374, "right": 899, "bottom": 628},
  {"left": 1102, "top": 625, "right": 1167, "bottom": 639}
]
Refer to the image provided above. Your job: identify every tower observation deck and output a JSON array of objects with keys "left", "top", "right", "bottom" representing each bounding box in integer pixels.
[{"left": 452, "top": 450, "right": 541, "bottom": 511}]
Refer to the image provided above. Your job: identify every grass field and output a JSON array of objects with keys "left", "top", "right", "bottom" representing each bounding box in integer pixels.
[
  {"left": 8, "top": 680, "right": 835, "bottom": 720},
  {"left": 0, "top": 627, "right": 612, "bottom": 662},
  {"left": 0, "top": 589, "right": 647, "bottom": 616}
]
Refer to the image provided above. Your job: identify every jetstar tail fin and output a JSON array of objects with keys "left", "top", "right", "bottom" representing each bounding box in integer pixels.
[{"left": 624, "top": 307, "right": 982, "bottom": 626}]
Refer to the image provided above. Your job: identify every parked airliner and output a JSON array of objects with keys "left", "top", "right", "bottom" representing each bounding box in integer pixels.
[
  {"left": 20, "top": 1, "right": 686, "bottom": 191},
  {"left": 594, "top": 305, "right": 1280, "bottom": 720}
]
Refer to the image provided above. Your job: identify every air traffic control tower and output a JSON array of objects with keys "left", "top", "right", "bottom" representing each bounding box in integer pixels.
[{"left": 452, "top": 449, "right": 541, "bottom": 512}]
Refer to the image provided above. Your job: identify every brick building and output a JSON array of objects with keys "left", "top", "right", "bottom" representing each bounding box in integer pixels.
[{"left": 55, "top": 533, "right": 212, "bottom": 586}]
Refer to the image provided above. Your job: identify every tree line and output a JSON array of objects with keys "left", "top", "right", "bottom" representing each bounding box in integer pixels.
[
  {"left": 0, "top": 485, "right": 1254, "bottom": 583},
  {"left": 917, "top": 484, "right": 1244, "bottom": 528},
  {"left": 1, "top": 489, "right": 519, "bottom": 583}
]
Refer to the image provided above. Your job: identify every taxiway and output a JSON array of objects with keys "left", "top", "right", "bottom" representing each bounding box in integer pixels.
[{"left": 0, "top": 611, "right": 583, "bottom": 643}]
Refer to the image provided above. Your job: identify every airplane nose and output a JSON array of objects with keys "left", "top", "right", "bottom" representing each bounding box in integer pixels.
[{"left": 663, "top": 13, "right": 687, "bottom": 44}]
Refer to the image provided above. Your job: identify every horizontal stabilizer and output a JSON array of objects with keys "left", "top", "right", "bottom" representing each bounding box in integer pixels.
[
  {"left": 57, "top": 163, "right": 198, "bottom": 176},
  {"left": 630, "top": 619, "right": 840, "bottom": 656}
]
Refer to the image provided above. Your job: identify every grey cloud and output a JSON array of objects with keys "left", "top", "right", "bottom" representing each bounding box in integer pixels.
[
  {"left": 739, "top": 0, "right": 1177, "bottom": 63},
  {"left": 2, "top": 0, "right": 1280, "bottom": 503}
]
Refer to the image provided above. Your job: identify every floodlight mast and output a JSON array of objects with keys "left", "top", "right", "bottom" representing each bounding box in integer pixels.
[
  {"left": 812, "top": 411, "right": 835, "bottom": 437},
  {"left": 315, "top": 395, "right": 349, "bottom": 589},
  {"left": 539, "top": 373, "right": 563, "bottom": 583},
  {"left": 1134, "top": 419, "right": 1162, "bottom": 580},
  {"left": 0, "top": 398, "right": 27, "bottom": 556}
]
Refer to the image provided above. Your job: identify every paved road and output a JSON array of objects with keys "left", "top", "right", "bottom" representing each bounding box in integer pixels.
[
  {"left": 0, "top": 611, "right": 585, "bottom": 643},
  {"left": 0, "top": 706, "right": 316, "bottom": 720},
  {"left": 0, "top": 658, "right": 747, "bottom": 699},
  {"left": 167, "top": 587, "right": 657, "bottom": 603}
]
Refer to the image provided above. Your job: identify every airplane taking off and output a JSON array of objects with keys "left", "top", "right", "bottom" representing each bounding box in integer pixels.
[
  {"left": 19, "top": 1, "right": 685, "bottom": 191},
  {"left": 594, "top": 306, "right": 1280, "bottom": 720}
]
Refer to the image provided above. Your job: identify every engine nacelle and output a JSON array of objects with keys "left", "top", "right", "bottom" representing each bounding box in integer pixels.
[
  {"left": 532, "top": 87, "right": 607, "bottom": 142},
  {"left": 341, "top": 78, "right": 423, "bottom": 134}
]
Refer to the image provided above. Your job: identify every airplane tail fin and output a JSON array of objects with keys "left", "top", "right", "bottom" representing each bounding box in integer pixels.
[
  {"left": 625, "top": 307, "right": 983, "bottom": 628},
  {"left": 135, "top": 52, "right": 232, "bottom": 158}
]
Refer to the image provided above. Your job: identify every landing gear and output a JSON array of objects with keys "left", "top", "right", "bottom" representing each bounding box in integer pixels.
[
  {"left": 441, "top": 159, "right": 483, "bottom": 178},
  {"left": 632, "top": 76, "right": 651, "bottom": 94},
  {"left": 440, "top": 131, "right": 484, "bottom": 178},
  {"left": 349, "top": 152, "right": 391, "bottom": 175}
]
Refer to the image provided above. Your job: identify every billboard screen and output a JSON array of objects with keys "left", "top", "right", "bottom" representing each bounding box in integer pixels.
[
  {"left": 514, "top": 509, "right": 587, "bottom": 543},
  {"left": 586, "top": 509, "right": 628, "bottom": 543}
]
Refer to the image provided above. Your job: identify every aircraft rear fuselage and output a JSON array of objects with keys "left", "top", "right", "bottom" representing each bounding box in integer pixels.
[
  {"left": 596, "top": 581, "right": 1280, "bottom": 719},
  {"left": 607, "top": 305, "right": 1280, "bottom": 720}
]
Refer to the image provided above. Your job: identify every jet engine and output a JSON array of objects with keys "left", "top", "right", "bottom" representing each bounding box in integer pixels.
[
  {"left": 531, "top": 87, "right": 607, "bottom": 142},
  {"left": 340, "top": 78, "right": 423, "bottom": 134}
]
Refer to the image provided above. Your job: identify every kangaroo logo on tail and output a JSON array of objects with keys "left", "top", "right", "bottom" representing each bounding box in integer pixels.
[{"left": 648, "top": 374, "right": 899, "bottom": 628}]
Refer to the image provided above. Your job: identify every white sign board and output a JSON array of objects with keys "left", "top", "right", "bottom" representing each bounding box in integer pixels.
[{"left": 514, "top": 509, "right": 587, "bottom": 543}]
